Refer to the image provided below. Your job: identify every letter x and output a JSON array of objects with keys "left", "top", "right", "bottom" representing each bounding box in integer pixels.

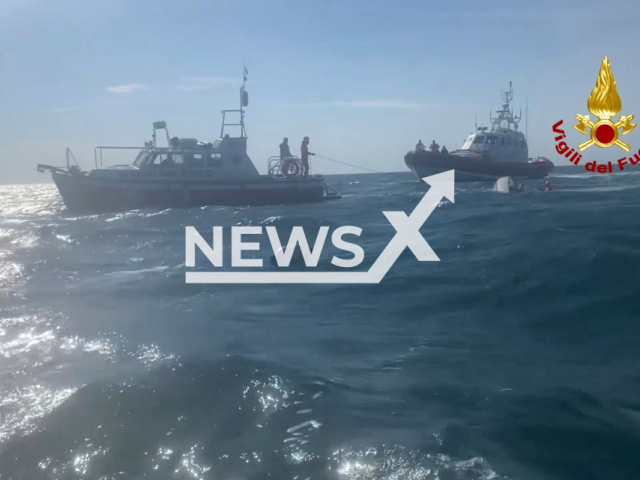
[
  {"left": 382, "top": 210, "right": 439, "bottom": 261},
  {"left": 368, "top": 180, "right": 447, "bottom": 281}
]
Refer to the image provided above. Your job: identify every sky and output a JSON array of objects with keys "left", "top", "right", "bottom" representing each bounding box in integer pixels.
[{"left": 2, "top": 0, "right": 640, "bottom": 183}]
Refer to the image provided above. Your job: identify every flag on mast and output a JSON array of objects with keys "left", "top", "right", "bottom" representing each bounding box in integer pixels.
[{"left": 243, "top": 66, "right": 248, "bottom": 81}]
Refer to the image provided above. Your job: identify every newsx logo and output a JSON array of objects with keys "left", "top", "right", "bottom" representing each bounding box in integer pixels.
[
  {"left": 185, "top": 170, "right": 454, "bottom": 284},
  {"left": 187, "top": 224, "right": 365, "bottom": 269}
]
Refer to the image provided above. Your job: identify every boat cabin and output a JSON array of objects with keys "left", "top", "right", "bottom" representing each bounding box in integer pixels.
[
  {"left": 133, "top": 132, "right": 257, "bottom": 175},
  {"left": 88, "top": 74, "right": 263, "bottom": 181},
  {"left": 458, "top": 129, "right": 529, "bottom": 163},
  {"left": 89, "top": 119, "right": 261, "bottom": 181},
  {"left": 454, "top": 82, "right": 529, "bottom": 163}
]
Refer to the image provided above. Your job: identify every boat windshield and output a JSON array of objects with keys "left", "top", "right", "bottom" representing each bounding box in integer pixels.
[
  {"left": 461, "top": 135, "right": 474, "bottom": 149},
  {"left": 133, "top": 150, "right": 148, "bottom": 167},
  {"left": 473, "top": 135, "right": 485, "bottom": 144}
]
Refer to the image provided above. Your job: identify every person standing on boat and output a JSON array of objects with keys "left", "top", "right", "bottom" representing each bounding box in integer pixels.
[
  {"left": 416, "top": 140, "right": 425, "bottom": 151},
  {"left": 429, "top": 140, "right": 440, "bottom": 153},
  {"left": 280, "top": 138, "right": 292, "bottom": 159},
  {"left": 301, "top": 136, "right": 315, "bottom": 176}
]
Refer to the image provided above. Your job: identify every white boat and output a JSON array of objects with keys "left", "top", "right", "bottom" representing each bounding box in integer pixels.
[
  {"left": 38, "top": 75, "right": 339, "bottom": 213},
  {"left": 405, "top": 82, "right": 554, "bottom": 182}
]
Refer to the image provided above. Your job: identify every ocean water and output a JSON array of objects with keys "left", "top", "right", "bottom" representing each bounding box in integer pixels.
[{"left": 1, "top": 170, "right": 640, "bottom": 480}]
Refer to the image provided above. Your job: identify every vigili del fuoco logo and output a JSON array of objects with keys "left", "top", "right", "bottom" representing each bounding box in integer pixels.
[{"left": 553, "top": 55, "right": 639, "bottom": 173}]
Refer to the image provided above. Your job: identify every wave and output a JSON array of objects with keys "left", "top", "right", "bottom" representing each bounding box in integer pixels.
[
  {"left": 3, "top": 172, "right": 640, "bottom": 480},
  {"left": 0, "top": 358, "right": 508, "bottom": 480}
]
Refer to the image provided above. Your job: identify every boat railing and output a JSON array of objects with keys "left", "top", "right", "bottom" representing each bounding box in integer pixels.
[
  {"left": 220, "top": 109, "right": 246, "bottom": 139},
  {"left": 37, "top": 148, "right": 82, "bottom": 176},
  {"left": 94, "top": 146, "right": 146, "bottom": 168},
  {"left": 66, "top": 148, "right": 80, "bottom": 170},
  {"left": 267, "top": 155, "right": 304, "bottom": 179}
]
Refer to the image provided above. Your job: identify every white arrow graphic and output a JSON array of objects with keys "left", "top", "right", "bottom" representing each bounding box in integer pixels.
[{"left": 186, "top": 170, "right": 454, "bottom": 284}]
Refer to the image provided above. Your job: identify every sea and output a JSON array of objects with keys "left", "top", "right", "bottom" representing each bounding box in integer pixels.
[{"left": 1, "top": 168, "right": 640, "bottom": 480}]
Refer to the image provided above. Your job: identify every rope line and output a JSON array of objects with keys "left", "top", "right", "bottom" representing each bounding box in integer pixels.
[{"left": 313, "top": 154, "right": 382, "bottom": 174}]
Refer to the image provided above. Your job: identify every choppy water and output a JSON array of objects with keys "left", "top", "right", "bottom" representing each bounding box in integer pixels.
[{"left": 1, "top": 170, "right": 640, "bottom": 480}]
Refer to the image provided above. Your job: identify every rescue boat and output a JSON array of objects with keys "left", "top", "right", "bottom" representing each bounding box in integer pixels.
[
  {"left": 38, "top": 76, "right": 339, "bottom": 213},
  {"left": 405, "top": 82, "right": 554, "bottom": 182}
]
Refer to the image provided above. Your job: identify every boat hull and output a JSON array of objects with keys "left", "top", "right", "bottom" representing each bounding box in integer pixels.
[
  {"left": 51, "top": 173, "right": 328, "bottom": 213},
  {"left": 404, "top": 151, "right": 554, "bottom": 182}
]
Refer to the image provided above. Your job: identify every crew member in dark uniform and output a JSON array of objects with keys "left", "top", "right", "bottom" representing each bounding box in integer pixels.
[
  {"left": 301, "top": 136, "right": 315, "bottom": 176},
  {"left": 279, "top": 138, "right": 292, "bottom": 159}
]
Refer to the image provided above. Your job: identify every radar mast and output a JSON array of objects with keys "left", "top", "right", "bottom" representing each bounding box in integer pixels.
[{"left": 489, "top": 81, "right": 521, "bottom": 132}]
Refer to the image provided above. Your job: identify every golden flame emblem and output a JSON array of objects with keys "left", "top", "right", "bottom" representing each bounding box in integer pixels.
[{"left": 574, "top": 55, "right": 636, "bottom": 151}]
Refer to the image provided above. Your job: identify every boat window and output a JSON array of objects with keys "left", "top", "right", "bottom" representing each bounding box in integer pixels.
[
  {"left": 155, "top": 153, "right": 184, "bottom": 166},
  {"left": 184, "top": 152, "right": 204, "bottom": 168},
  {"left": 472, "top": 135, "right": 485, "bottom": 144},
  {"left": 519, "top": 139, "right": 526, "bottom": 149},
  {"left": 146, "top": 153, "right": 161, "bottom": 166},
  {"left": 486, "top": 136, "right": 498, "bottom": 145},
  {"left": 506, "top": 136, "right": 512, "bottom": 146},
  {"left": 206, "top": 153, "right": 222, "bottom": 167},
  {"left": 133, "top": 150, "right": 147, "bottom": 167},
  {"left": 184, "top": 152, "right": 200, "bottom": 168},
  {"left": 500, "top": 137, "right": 505, "bottom": 146}
]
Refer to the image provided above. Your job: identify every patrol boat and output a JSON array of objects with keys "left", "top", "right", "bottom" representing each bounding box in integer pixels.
[
  {"left": 37, "top": 77, "right": 338, "bottom": 213},
  {"left": 404, "top": 83, "right": 554, "bottom": 182}
]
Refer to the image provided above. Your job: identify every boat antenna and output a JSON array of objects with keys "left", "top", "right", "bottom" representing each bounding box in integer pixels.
[
  {"left": 475, "top": 114, "right": 477, "bottom": 132},
  {"left": 240, "top": 65, "right": 248, "bottom": 137},
  {"left": 526, "top": 97, "right": 528, "bottom": 143},
  {"left": 219, "top": 65, "right": 249, "bottom": 138}
]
